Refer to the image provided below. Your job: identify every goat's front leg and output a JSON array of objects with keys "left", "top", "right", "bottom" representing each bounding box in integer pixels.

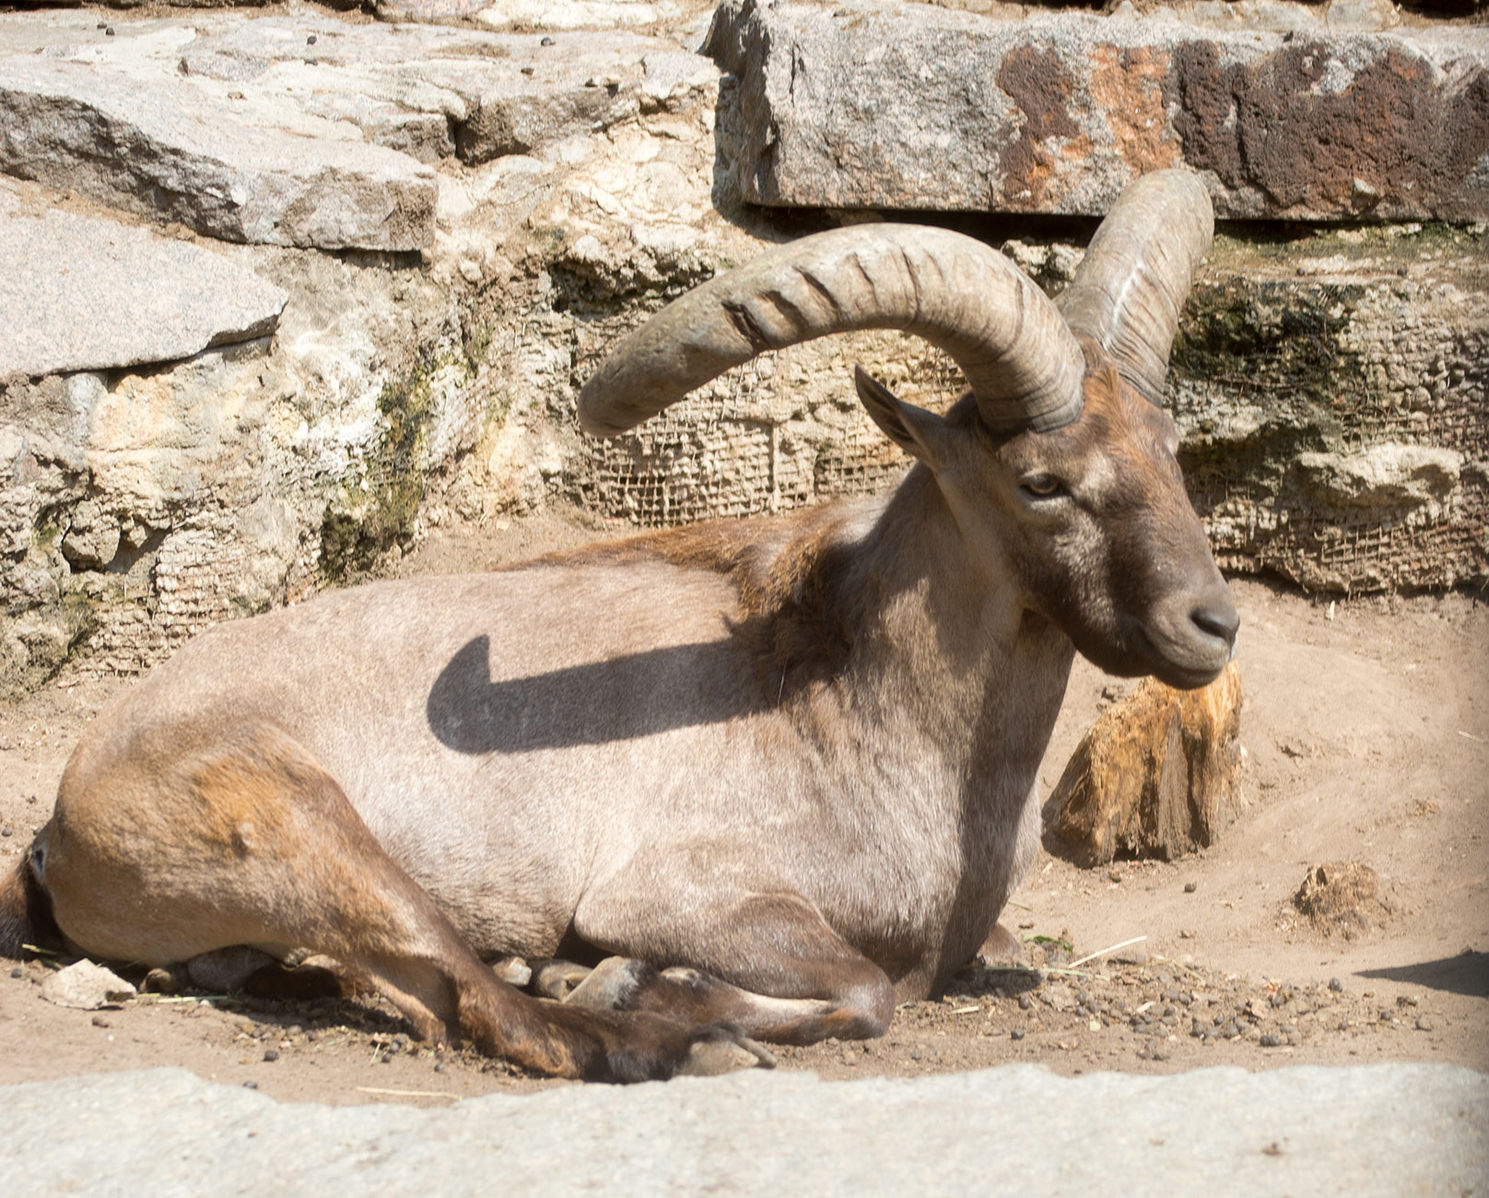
[{"left": 571, "top": 878, "right": 896, "bottom": 1045}]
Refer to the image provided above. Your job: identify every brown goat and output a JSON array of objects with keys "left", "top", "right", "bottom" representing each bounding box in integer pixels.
[{"left": 1, "top": 171, "right": 1238, "bottom": 1082}]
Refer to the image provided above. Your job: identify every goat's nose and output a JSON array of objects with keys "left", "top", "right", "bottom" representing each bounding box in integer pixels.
[{"left": 1191, "top": 601, "right": 1240, "bottom": 646}]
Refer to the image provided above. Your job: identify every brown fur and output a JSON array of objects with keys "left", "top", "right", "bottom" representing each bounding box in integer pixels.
[
  {"left": 537, "top": 502, "right": 865, "bottom": 700},
  {"left": 0, "top": 853, "right": 60, "bottom": 958}
]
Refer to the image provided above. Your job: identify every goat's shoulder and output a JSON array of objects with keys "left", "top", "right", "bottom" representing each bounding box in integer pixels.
[
  {"left": 529, "top": 504, "right": 866, "bottom": 613},
  {"left": 533, "top": 503, "right": 875, "bottom": 690}
]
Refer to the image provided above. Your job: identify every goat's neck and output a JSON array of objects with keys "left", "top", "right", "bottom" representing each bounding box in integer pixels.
[{"left": 782, "top": 468, "right": 1076, "bottom": 787}]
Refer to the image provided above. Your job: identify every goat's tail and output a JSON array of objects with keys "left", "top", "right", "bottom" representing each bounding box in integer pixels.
[{"left": 0, "top": 844, "right": 60, "bottom": 958}]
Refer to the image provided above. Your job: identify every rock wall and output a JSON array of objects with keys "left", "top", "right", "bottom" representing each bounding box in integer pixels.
[{"left": 1, "top": 0, "right": 1485, "bottom": 695}]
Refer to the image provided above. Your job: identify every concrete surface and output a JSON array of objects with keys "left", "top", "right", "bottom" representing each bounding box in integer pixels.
[{"left": 1, "top": 1063, "right": 1484, "bottom": 1196}]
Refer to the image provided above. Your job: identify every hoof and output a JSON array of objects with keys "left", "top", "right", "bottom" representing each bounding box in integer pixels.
[
  {"left": 677, "top": 1025, "right": 777, "bottom": 1077},
  {"left": 975, "top": 922, "right": 1026, "bottom": 968},
  {"left": 492, "top": 956, "right": 532, "bottom": 987},
  {"left": 531, "top": 958, "right": 594, "bottom": 1000},
  {"left": 565, "top": 956, "right": 653, "bottom": 1011}
]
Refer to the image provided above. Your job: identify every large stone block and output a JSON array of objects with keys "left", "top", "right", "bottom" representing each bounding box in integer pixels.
[
  {"left": 0, "top": 55, "right": 437, "bottom": 251},
  {"left": 0, "top": 179, "right": 287, "bottom": 380},
  {"left": 707, "top": 0, "right": 1489, "bottom": 221}
]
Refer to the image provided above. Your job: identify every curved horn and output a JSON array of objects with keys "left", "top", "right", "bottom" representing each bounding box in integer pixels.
[
  {"left": 1056, "top": 170, "right": 1214, "bottom": 405},
  {"left": 578, "top": 224, "right": 1085, "bottom": 438}
]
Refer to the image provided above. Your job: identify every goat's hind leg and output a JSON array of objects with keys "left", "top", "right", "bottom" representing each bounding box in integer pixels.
[
  {"left": 40, "top": 723, "right": 752, "bottom": 1081},
  {"left": 573, "top": 879, "right": 896, "bottom": 1046}
]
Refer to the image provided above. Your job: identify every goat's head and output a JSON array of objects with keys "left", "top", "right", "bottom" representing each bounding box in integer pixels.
[{"left": 578, "top": 170, "right": 1238, "bottom": 688}]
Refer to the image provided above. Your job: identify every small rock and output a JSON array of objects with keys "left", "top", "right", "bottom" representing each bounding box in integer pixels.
[
  {"left": 243, "top": 1080, "right": 259, "bottom": 1090},
  {"left": 1042, "top": 982, "right": 1076, "bottom": 1012},
  {"left": 40, "top": 960, "right": 137, "bottom": 1010},
  {"left": 91, "top": 1014, "right": 111, "bottom": 1028},
  {"left": 263, "top": 1048, "right": 279, "bottom": 1062},
  {"left": 1329, "top": 977, "right": 1344, "bottom": 992},
  {"left": 9, "top": 967, "right": 22, "bottom": 979},
  {"left": 1009, "top": 1029, "right": 1025, "bottom": 1041},
  {"left": 1416, "top": 1016, "right": 1435, "bottom": 1032},
  {"left": 1184, "top": 881, "right": 1198, "bottom": 894},
  {"left": 1260, "top": 1033, "right": 1281, "bottom": 1047}
]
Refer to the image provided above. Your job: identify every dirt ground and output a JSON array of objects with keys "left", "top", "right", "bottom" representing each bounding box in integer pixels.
[{"left": 1, "top": 509, "right": 1485, "bottom": 1106}]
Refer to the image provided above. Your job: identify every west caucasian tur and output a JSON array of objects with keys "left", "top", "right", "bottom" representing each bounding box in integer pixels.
[{"left": 2, "top": 170, "right": 1237, "bottom": 1081}]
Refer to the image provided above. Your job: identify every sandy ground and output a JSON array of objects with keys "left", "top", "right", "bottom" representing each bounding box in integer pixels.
[{"left": 1, "top": 509, "right": 1485, "bottom": 1106}]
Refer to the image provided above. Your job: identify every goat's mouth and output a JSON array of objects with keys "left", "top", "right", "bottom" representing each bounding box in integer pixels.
[
  {"left": 1071, "top": 604, "right": 1236, "bottom": 689},
  {"left": 1131, "top": 619, "right": 1237, "bottom": 690}
]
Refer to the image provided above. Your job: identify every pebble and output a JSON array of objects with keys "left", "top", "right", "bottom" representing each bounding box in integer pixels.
[
  {"left": 1416, "top": 1016, "right": 1435, "bottom": 1032},
  {"left": 1329, "top": 977, "right": 1344, "bottom": 992},
  {"left": 242, "top": 1080, "right": 259, "bottom": 1090},
  {"left": 263, "top": 1048, "right": 279, "bottom": 1062},
  {"left": 1259, "top": 1034, "right": 1281, "bottom": 1047},
  {"left": 1009, "top": 1029, "right": 1025, "bottom": 1041},
  {"left": 1183, "top": 881, "right": 1197, "bottom": 893},
  {"left": 9, "top": 967, "right": 22, "bottom": 979}
]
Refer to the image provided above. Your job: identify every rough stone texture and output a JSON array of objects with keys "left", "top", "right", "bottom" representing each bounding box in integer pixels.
[
  {"left": 37, "top": 960, "right": 136, "bottom": 1011},
  {"left": 2, "top": 1064, "right": 1485, "bottom": 1195},
  {"left": 376, "top": 0, "right": 692, "bottom": 31},
  {"left": 0, "top": 180, "right": 287, "bottom": 381},
  {"left": 1168, "top": 228, "right": 1488, "bottom": 593},
  {"left": 0, "top": 5, "right": 731, "bottom": 693},
  {"left": 1044, "top": 662, "right": 1244, "bottom": 866},
  {"left": 0, "top": 52, "right": 437, "bottom": 252},
  {"left": 707, "top": 0, "right": 1489, "bottom": 221},
  {"left": 0, "top": 11, "right": 711, "bottom": 250}
]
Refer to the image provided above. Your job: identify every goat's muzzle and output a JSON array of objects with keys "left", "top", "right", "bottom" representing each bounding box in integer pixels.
[{"left": 1142, "top": 579, "right": 1240, "bottom": 689}]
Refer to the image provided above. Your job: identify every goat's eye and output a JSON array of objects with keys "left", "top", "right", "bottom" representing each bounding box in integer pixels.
[{"left": 1020, "top": 475, "right": 1064, "bottom": 499}]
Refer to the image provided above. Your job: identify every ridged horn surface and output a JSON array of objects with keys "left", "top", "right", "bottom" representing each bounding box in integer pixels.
[
  {"left": 1056, "top": 170, "right": 1214, "bottom": 405},
  {"left": 578, "top": 224, "right": 1085, "bottom": 437}
]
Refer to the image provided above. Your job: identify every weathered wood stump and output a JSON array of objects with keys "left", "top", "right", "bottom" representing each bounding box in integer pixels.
[{"left": 1043, "top": 662, "right": 1243, "bottom": 866}]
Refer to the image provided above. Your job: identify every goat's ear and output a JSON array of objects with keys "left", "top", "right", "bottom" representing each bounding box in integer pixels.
[{"left": 854, "top": 366, "right": 952, "bottom": 467}]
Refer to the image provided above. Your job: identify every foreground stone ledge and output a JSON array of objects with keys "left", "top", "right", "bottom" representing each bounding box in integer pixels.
[
  {"left": 708, "top": 0, "right": 1489, "bottom": 221},
  {"left": 2, "top": 1065, "right": 1484, "bottom": 1195},
  {"left": 0, "top": 180, "right": 288, "bottom": 380}
]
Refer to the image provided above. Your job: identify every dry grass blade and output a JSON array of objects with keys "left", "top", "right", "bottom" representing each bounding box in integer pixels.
[
  {"left": 354, "top": 1086, "right": 458, "bottom": 1100},
  {"left": 1067, "top": 935, "right": 1147, "bottom": 970}
]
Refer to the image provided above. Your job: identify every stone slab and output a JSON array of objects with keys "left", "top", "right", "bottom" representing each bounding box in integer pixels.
[
  {"left": 0, "top": 181, "right": 287, "bottom": 380},
  {"left": 0, "top": 54, "right": 437, "bottom": 251},
  {"left": 707, "top": 0, "right": 1489, "bottom": 221},
  {"left": 1, "top": 1064, "right": 1484, "bottom": 1196},
  {"left": 0, "top": 12, "right": 711, "bottom": 223}
]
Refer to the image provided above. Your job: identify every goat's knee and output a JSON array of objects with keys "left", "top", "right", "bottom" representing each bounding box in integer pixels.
[{"left": 830, "top": 969, "right": 895, "bottom": 1039}]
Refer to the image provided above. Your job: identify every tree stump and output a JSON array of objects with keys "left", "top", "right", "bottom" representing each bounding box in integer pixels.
[{"left": 1043, "top": 662, "right": 1243, "bottom": 866}]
